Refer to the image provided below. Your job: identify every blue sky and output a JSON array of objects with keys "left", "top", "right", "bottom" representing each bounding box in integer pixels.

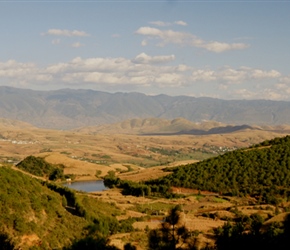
[{"left": 0, "top": 0, "right": 290, "bottom": 100}]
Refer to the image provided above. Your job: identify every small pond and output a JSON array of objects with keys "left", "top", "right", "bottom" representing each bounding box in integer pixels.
[{"left": 63, "top": 180, "right": 108, "bottom": 192}]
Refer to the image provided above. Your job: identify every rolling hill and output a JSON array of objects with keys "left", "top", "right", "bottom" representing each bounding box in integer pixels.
[
  {"left": 0, "top": 166, "right": 87, "bottom": 249},
  {"left": 146, "top": 135, "right": 290, "bottom": 204},
  {"left": 74, "top": 118, "right": 228, "bottom": 135},
  {"left": 0, "top": 165, "right": 134, "bottom": 249}
]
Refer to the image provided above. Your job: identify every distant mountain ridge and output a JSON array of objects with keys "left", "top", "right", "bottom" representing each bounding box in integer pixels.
[
  {"left": 0, "top": 86, "right": 290, "bottom": 129},
  {"left": 75, "top": 118, "right": 256, "bottom": 135}
]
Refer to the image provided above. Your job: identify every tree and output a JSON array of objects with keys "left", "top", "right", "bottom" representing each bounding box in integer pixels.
[
  {"left": 213, "top": 213, "right": 290, "bottom": 250},
  {"left": 0, "top": 232, "right": 14, "bottom": 250},
  {"left": 148, "top": 205, "right": 195, "bottom": 250},
  {"left": 124, "top": 243, "right": 137, "bottom": 250},
  {"left": 49, "top": 168, "right": 64, "bottom": 181},
  {"left": 66, "top": 235, "right": 120, "bottom": 250}
]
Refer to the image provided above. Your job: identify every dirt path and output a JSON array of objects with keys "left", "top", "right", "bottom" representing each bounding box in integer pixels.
[{"left": 11, "top": 165, "right": 46, "bottom": 181}]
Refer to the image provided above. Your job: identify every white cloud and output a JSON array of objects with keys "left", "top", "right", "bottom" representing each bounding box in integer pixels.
[
  {"left": 0, "top": 60, "right": 51, "bottom": 87},
  {"left": 278, "top": 76, "right": 290, "bottom": 84},
  {"left": 251, "top": 69, "right": 281, "bottom": 79},
  {"left": 46, "top": 62, "right": 69, "bottom": 74},
  {"left": 149, "top": 21, "right": 171, "bottom": 27},
  {"left": 136, "top": 27, "right": 161, "bottom": 36},
  {"left": 230, "top": 88, "right": 255, "bottom": 99},
  {"left": 276, "top": 83, "right": 288, "bottom": 90},
  {"left": 0, "top": 58, "right": 287, "bottom": 100},
  {"left": 249, "top": 68, "right": 281, "bottom": 80},
  {"left": 275, "top": 83, "right": 290, "bottom": 94},
  {"left": 42, "top": 29, "right": 90, "bottom": 37},
  {"left": 149, "top": 20, "right": 187, "bottom": 27},
  {"left": 217, "top": 68, "right": 248, "bottom": 83},
  {"left": 175, "top": 64, "right": 190, "bottom": 72},
  {"left": 203, "top": 67, "right": 276, "bottom": 85},
  {"left": 174, "top": 20, "right": 187, "bottom": 26},
  {"left": 0, "top": 59, "right": 281, "bottom": 87},
  {"left": 191, "top": 69, "right": 216, "bottom": 82},
  {"left": 262, "top": 89, "right": 285, "bottom": 100},
  {"left": 215, "top": 67, "right": 281, "bottom": 84},
  {"left": 0, "top": 60, "right": 36, "bottom": 78},
  {"left": 230, "top": 88, "right": 286, "bottom": 100},
  {"left": 131, "top": 53, "right": 175, "bottom": 64},
  {"left": 135, "top": 26, "right": 249, "bottom": 53},
  {"left": 68, "top": 57, "right": 131, "bottom": 72},
  {"left": 154, "top": 73, "right": 184, "bottom": 86},
  {"left": 199, "top": 41, "right": 248, "bottom": 53},
  {"left": 0, "top": 57, "right": 184, "bottom": 88}
]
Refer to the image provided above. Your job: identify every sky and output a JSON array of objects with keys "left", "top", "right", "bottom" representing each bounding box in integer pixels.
[{"left": 0, "top": 0, "right": 290, "bottom": 100}]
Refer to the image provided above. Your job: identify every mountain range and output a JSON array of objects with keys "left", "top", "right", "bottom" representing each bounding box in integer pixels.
[{"left": 1, "top": 86, "right": 290, "bottom": 129}]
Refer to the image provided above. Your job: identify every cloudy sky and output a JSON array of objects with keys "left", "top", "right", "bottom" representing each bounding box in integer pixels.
[{"left": 1, "top": 0, "right": 290, "bottom": 100}]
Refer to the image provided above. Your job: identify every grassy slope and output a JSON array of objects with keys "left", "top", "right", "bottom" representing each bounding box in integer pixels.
[{"left": 0, "top": 166, "right": 121, "bottom": 249}]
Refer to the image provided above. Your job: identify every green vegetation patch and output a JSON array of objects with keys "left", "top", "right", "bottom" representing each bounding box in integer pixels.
[
  {"left": 16, "top": 155, "right": 65, "bottom": 180},
  {"left": 0, "top": 167, "right": 87, "bottom": 249},
  {"left": 213, "top": 197, "right": 228, "bottom": 203},
  {"left": 148, "top": 135, "right": 290, "bottom": 204},
  {"left": 0, "top": 167, "right": 138, "bottom": 249}
]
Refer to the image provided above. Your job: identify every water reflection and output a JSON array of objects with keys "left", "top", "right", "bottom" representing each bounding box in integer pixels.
[{"left": 63, "top": 180, "right": 107, "bottom": 192}]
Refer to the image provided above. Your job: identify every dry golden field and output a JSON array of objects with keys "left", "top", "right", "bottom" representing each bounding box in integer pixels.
[{"left": 1, "top": 119, "right": 290, "bottom": 182}]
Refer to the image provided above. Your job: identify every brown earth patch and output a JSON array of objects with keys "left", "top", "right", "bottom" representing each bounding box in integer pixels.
[
  {"left": 118, "top": 166, "right": 170, "bottom": 182},
  {"left": 171, "top": 187, "right": 218, "bottom": 196},
  {"left": 182, "top": 216, "right": 226, "bottom": 232},
  {"left": 261, "top": 212, "right": 290, "bottom": 232},
  {"left": 19, "top": 234, "right": 41, "bottom": 248}
]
